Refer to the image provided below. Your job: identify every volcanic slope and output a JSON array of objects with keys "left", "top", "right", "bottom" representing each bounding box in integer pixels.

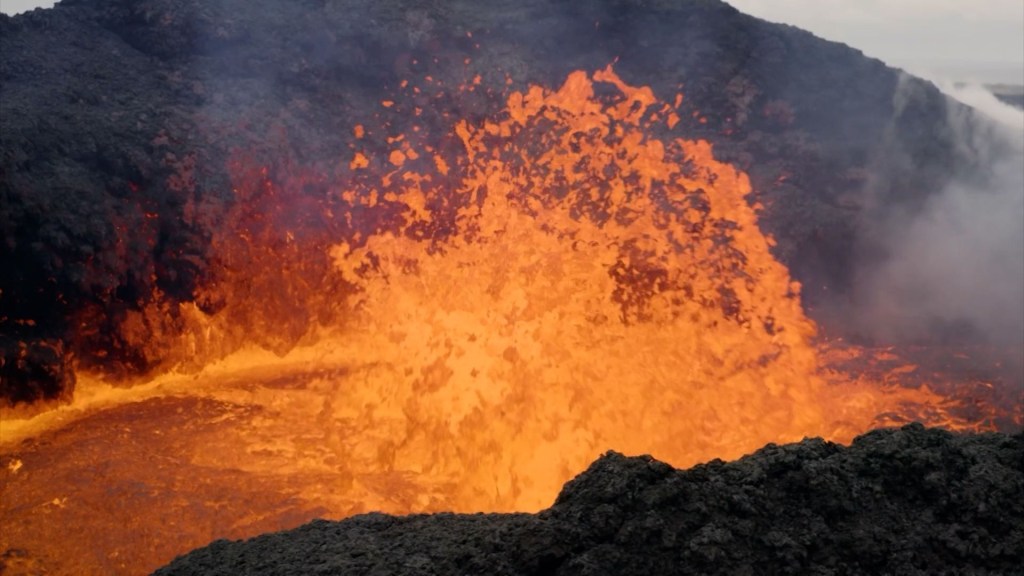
[
  {"left": 0, "top": 0, "right": 993, "bottom": 405},
  {"left": 153, "top": 424, "right": 1024, "bottom": 576}
]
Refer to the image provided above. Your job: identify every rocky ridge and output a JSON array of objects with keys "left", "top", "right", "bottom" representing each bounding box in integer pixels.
[{"left": 153, "top": 424, "right": 1024, "bottom": 576}]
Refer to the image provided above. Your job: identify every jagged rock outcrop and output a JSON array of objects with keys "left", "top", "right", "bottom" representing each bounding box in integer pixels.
[
  {"left": 153, "top": 424, "right": 1024, "bottom": 575},
  {"left": 0, "top": 0, "right": 990, "bottom": 404}
]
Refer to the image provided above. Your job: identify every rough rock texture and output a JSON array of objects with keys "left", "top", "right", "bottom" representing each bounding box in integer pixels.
[
  {"left": 0, "top": 0, "right": 994, "bottom": 404},
  {"left": 153, "top": 424, "right": 1023, "bottom": 575}
]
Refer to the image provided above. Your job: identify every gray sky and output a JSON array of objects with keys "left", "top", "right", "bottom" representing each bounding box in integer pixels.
[
  {"left": 2, "top": 0, "right": 1022, "bottom": 83},
  {"left": 728, "top": 0, "right": 1024, "bottom": 83}
]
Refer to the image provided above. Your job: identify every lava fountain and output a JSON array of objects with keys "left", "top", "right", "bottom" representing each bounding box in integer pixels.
[{"left": 0, "top": 67, "right": 1012, "bottom": 576}]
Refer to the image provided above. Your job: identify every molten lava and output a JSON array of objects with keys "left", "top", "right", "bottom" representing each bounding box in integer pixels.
[
  {"left": 328, "top": 67, "right": 827, "bottom": 508},
  {"left": 0, "top": 67, "right": 1010, "bottom": 575}
]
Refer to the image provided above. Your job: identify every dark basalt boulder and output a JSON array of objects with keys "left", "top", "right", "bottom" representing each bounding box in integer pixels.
[
  {"left": 0, "top": 0, "right": 994, "bottom": 404},
  {"left": 152, "top": 424, "right": 1024, "bottom": 575}
]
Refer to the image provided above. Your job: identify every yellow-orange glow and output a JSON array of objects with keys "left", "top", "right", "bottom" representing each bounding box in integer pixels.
[
  {"left": 314, "top": 66, "right": 985, "bottom": 510},
  {"left": 0, "top": 67, "right": 1008, "bottom": 576}
]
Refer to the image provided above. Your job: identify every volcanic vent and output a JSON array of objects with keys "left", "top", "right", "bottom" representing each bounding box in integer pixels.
[{"left": 0, "top": 1, "right": 1021, "bottom": 574}]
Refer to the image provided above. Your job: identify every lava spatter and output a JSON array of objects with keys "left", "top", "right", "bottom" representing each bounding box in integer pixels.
[{"left": 0, "top": 66, "right": 1000, "bottom": 576}]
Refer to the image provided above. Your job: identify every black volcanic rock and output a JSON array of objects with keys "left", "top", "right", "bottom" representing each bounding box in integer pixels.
[
  {"left": 0, "top": 0, "right": 995, "bottom": 404},
  {"left": 152, "top": 424, "right": 1024, "bottom": 575}
]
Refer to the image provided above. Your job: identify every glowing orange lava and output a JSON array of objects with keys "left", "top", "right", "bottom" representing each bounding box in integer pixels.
[
  {"left": 310, "top": 66, "right": 986, "bottom": 510},
  {"left": 0, "top": 66, "right": 1006, "bottom": 576}
]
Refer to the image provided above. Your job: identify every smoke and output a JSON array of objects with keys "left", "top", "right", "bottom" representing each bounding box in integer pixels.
[{"left": 852, "top": 76, "right": 1024, "bottom": 370}]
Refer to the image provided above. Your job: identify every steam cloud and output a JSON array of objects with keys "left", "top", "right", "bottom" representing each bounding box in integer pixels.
[{"left": 853, "top": 77, "right": 1024, "bottom": 381}]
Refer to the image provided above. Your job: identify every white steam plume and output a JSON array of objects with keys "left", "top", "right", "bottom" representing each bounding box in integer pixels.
[{"left": 853, "top": 77, "right": 1023, "bottom": 377}]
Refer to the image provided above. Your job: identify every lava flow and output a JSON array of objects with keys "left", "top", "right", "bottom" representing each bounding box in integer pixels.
[{"left": 0, "top": 67, "right": 1013, "bottom": 576}]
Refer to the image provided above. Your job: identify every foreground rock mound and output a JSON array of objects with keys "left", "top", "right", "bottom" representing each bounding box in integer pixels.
[{"left": 155, "top": 424, "right": 1023, "bottom": 575}]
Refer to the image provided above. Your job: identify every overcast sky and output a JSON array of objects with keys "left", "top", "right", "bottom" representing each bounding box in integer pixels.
[
  {"left": 2, "top": 0, "right": 1022, "bottom": 83},
  {"left": 728, "top": 0, "right": 1024, "bottom": 83}
]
